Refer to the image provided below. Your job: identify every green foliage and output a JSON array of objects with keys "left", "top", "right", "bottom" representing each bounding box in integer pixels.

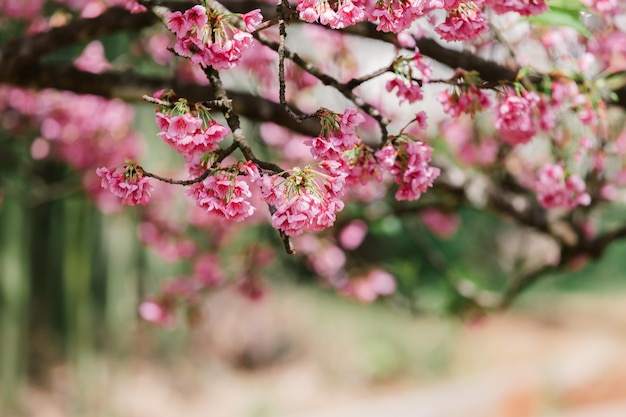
[{"left": 528, "top": 1, "right": 591, "bottom": 37}]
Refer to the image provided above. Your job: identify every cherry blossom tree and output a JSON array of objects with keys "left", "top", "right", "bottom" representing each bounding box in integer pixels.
[{"left": 2, "top": 0, "right": 626, "bottom": 323}]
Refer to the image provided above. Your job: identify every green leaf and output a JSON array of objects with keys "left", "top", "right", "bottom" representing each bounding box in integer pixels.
[
  {"left": 527, "top": 6, "right": 591, "bottom": 37},
  {"left": 547, "top": 0, "right": 585, "bottom": 14}
]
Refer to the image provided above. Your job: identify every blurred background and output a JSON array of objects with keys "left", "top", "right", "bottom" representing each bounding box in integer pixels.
[
  {"left": 3, "top": 107, "right": 626, "bottom": 416},
  {"left": 3, "top": 4, "right": 626, "bottom": 417}
]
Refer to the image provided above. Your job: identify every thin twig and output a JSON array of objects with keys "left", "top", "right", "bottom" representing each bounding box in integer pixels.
[
  {"left": 277, "top": 0, "right": 304, "bottom": 122},
  {"left": 141, "top": 167, "right": 213, "bottom": 186},
  {"left": 203, "top": 65, "right": 294, "bottom": 253}
]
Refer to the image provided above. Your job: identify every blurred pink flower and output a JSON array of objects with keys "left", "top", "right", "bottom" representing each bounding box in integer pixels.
[
  {"left": 419, "top": 208, "right": 460, "bottom": 239},
  {"left": 367, "top": 269, "right": 396, "bottom": 295},
  {"left": 74, "top": 41, "right": 112, "bottom": 74},
  {"left": 139, "top": 300, "right": 175, "bottom": 327},
  {"left": 339, "top": 219, "right": 368, "bottom": 250},
  {"left": 342, "top": 269, "right": 397, "bottom": 303}
]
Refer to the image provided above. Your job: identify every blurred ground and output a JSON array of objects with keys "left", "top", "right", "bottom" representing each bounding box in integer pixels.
[{"left": 11, "top": 288, "right": 626, "bottom": 417}]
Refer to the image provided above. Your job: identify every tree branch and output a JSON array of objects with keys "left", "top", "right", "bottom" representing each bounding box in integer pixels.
[{"left": 0, "top": 64, "right": 321, "bottom": 137}]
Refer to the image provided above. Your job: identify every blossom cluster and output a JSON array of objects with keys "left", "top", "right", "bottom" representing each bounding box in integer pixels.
[
  {"left": 305, "top": 107, "right": 365, "bottom": 160},
  {"left": 495, "top": 89, "right": 540, "bottom": 146},
  {"left": 261, "top": 164, "right": 347, "bottom": 236},
  {"left": 186, "top": 169, "right": 256, "bottom": 222},
  {"left": 534, "top": 164, "right": 591, "bottom": 210},
  {"left": 96, "top": 161, "right": 153, "bottom": 206},
  {"left": 294, "top": 0, "right": 547, "bottom": 42},
  {"left": 297, "top": 0, "right": 366, "bottom": 29},
  {"left": 165, "top": 5, "right": 261, "bottom": 70},
  {"left": 375, "top": 136, "right": 440, "bottom": 201},
  {"left": 435, "top": 1, "right": 489, "bottom": 42},
  {"left": 386, "top": 49, "right": 433, "bottom": 105},
  {"left": 156, "top": 110, "right": 229, "bottom": 160}
]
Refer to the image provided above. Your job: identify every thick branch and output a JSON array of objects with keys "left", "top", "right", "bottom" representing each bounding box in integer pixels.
[
  {"left": 2, "top": 3, "right": 624, "bottom": 110},
  {"left": 0, "top": 8, "right": 157, "bottom": 71},
  {"left": 0, "top": 64, "right": 321, "bottom": 137}
]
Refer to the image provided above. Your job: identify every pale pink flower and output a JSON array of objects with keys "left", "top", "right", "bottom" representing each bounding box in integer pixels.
[
  {"left": 367, "top": 269, "right": 396, "bottom": 296},
  {"left": 495, "top": 90, "right": 540, "bottom": 146},
  {"left": 336, "top": 0, "right": 366, "bottom": 28},
  {"left": 305, "top": 136, "right": 340, "bottom": 160},
  {"left": 375, "top": 143, "right": 398, "bottom": 173},
  {"left": 419, "top": 208, "right": 460, "bottom": 239},
  {"left": 309, "top": 245, "right": 346, "bottom": 279},
  {"left": 241, "top": 160, "right": 261, "bottom": 182},
  {"left": 139, "top": 300, "right": 175, "bottom": 327},
  {"left": 339, "top": 219, "right": 368, "bottom": 250},
  {"left": 74, "top": 41, "right": 112, "bottom": 74},
  {"left": 122, "top": 0, "right": 147, "bottom": 14},
  {"left": 165, "top": 10, "right": 193, "bottom": 38},
  {"left": 241, "top": 8, "right": 263, "bottom": 31},
  {"left": 184, "top": 5, "right": 207, "bottom": 28},
  {"left": 414, "top": 111, "right": 428, "bottom": 130},
  {"left": 340, "top": 107, "right": 365, "bottom": 133},
  {"left": 145, "top": 33, "right": 173, "bottom": 65}
]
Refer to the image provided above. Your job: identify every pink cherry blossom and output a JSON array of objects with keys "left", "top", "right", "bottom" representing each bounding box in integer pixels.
[
  {"left": 435, "top": 3, "right": 488, "bottom": 42},
  {"left": 139, "top": 300, "right": 175, "bottom": 327},
  {"left": 187, "top": 174, "right": 255, "bottom": 222},
  {"left": 297, "top": 0, "right": 366, "bottom": 29},
  {"left": 495, "top": 90, "right": 540, "bottom": 146},
  {"left": 74, "top": 41, "right": 112, "bottom": 74},
  {"left": 156, "top": 111, "right": 229, "bottom": 158},
  {"left": 367, "top": 0, "right": 425, "bottom": 33},
  {"left": 184, "top": 5, "right": 207, "bottom": 28},
  {"left": 261, "top": 165, "right": 347, "bottom": 236},
  {"left": 306, "top": 108, "right": 364, "bottom": 160},
  {"left": 241, "top": 8, "right": 263, "bottom": 32},
  {"left": 165, "top": 10, "right": 193, "bottom": 38},
  {"left": 535, "top": 164, "right": 591, "bottom": 209},
  {"left": 165, "top": 5, "right": 256, "bottom": 70},
  {"left": 271, "top": 192, "right": 321, "bottom": 236},
  {"left": 96, "top": 163, "right": 153, "bottom": 206},
  {"left": 376, "top": 139, "right": 440, "bottom": 201}
]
